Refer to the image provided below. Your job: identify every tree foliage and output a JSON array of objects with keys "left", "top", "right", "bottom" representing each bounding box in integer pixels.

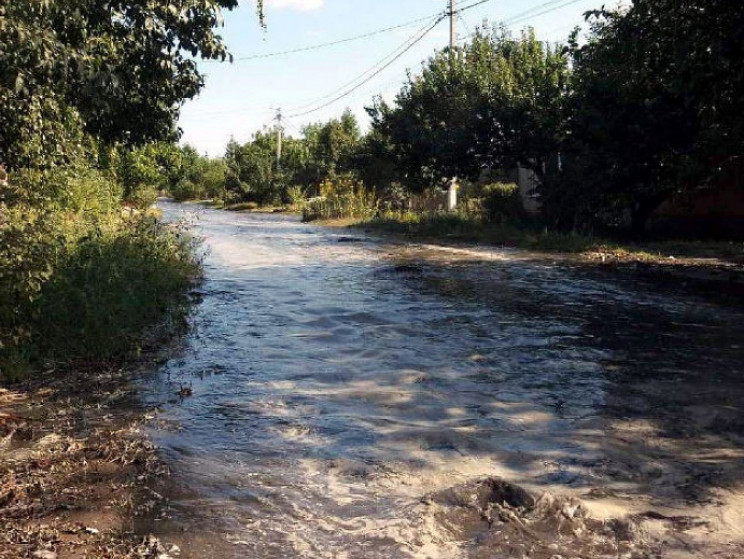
[
  {"left": 218, "top": 111, "right": 362, "bottom": 205},
  {"left": 0, "top": 0, "right": 246, "bottom": 171},
  {"left": 544, "top": 1, "right": 744, "bottom": 234},
  {"left": 0, "top": 0, "right": 260, "bottom": 375},
  {"left": 368, "top": 27, "right": 569, "bottom": 192}
]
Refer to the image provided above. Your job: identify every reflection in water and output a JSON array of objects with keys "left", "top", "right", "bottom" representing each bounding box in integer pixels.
[{"left": 142, "top": 202, "right": 744, "bottom": 558}]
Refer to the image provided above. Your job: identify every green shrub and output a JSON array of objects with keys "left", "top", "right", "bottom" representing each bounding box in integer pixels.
[
  {"left": 0, "top": 169, "right": 200, "bottom": 378},
  {"left": 481, "top": 182, "right": 525, "bottom": 224},
  {"left": 118, "top": 148, "right": 161, "bottom": 208},
  {"left": 0, "top": 205, "right": 59, "bottom": 360},
  {"left": 285, "top": 185, "right": 307, "bottom": 209},
  {"left": 302, "top": 176, "right": 377, "bottom": 222},
  {"left": 171, "top": 178, "right": 204, "bottom": 202},
  {"left": 32, "top": 215, "right": 199, "bottom": 362}
]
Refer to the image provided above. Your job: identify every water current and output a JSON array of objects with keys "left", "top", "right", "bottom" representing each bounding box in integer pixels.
[{"left": 141, "top": 202, "right": 744, "bottom": 558}]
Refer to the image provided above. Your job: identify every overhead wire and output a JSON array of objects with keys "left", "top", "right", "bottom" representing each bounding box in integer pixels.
[
  {"left": 190, "top": 0, "right": 498, "bottom": 120},
  {"left": 286, "top": 15, "right": 446, "bottom": 118},
  {"left": 506, "top": 0, "right": 585, "bottom": 26},
  {"left": 282, "top": 116, "right": 304, "bottom": 136},
  {"left": 285, "top": 14, "right": 442, "bottom": 113},
  {"left": 227, "top": 13, "right": 443, "bottom": 62},
  {"left": 185, "top": 0, "right": 584, "bottom": 129},
  {"left": 286, "top": 0, "right": 555, "bottom": 119},
  {"left": 456, "top": 0, "right": 587, "bottom": 44},
  {"left": 217, "top": 0, "right": 494, "bottom": 63}
]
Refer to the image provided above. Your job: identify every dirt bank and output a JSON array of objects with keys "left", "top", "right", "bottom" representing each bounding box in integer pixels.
[{"left": 0, "top": 365, "right": 177, "bottom": 559}]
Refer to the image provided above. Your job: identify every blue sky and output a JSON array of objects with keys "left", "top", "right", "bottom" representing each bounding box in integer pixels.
[{"left": 179, "top": 0, "right": 608, "bottom": 156}]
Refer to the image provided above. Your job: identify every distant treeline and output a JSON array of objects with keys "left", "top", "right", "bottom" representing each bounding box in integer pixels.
[{"left": 174, "top": 1, "right": 743, "bottom": 237}]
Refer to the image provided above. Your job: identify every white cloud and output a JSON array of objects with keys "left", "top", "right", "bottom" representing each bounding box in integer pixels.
[{"left": 266, "top": 0, "right": 324, "bottom": 11}]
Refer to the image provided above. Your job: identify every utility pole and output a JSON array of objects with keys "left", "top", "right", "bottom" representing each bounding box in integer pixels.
[
  {"left": 275, "top": 108, "right": 283, "bottom": 170},
  {"left": 448, "top": 0, "right": 458, "bottom": 210},
  {"left": 449, "top": 0, "right": 457, "bottom": 57}
]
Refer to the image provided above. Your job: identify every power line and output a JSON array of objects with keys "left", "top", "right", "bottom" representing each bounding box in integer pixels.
[
  {"left": 506, "top": 0, "right": 585, "bottom": 26},
  {"left": 460, "top": 0, "right": 496, "bottom": 12},
  {"left": 457, "top": 0, "right": 586, "bottom": 43},
  {"left": 458, "top": 13, "right": 473, "bottom": 37},
  {"left": 287, "top": 16, "right": 445, "bottom": 119},
  {"left": 184, "top": 0, "right": 579, "bottom": 127},
  {"left": 286, "top": 15, "right": 445, "bottom": 118},
  {"left": 284, "top": 0, "right": 584, "bottom": 120},
  {"left": 282, "top": 0, "right": 497, "bottom": 117},
  {"left": 193, "top": 0, "right": 498, "bottom": 119},
  {"left": 281, "top": 115, "right": 303, "bottom": 135},
  {"left": 228, "top": 13, "right": 442, "bottom": 62},
  {"left": 286, "top": 15, "right": 441, "bottom": 113},
  {"left": 220, "top": 0, "right": 494, "bottom": 63}
]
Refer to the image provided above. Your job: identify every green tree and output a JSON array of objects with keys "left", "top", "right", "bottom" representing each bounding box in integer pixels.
[
  {"left": 545, "top": 1, "right": 744, "bottom": 235},
  {"left": 302, "top": 109, "right": 361, "bottom": 193},
  {"left": 223, "top": 132, "right": 279, "bottom": 205},
  {"left": 0, "top": 0, "right": 260, "bottom": 172},
  {"left": 369, "top": 27, "right": 568, "bottom": 192}
]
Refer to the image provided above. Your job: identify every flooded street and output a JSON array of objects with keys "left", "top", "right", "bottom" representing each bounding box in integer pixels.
[{"left": 144, "top": 202, "right": 744, "bottom": 558}]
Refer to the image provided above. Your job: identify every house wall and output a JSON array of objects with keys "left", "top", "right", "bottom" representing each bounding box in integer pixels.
[{"left": 516, "top": 165, "right": 541, "bottom": 215}]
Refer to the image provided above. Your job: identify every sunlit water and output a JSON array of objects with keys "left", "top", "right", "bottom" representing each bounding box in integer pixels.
[{"left": 142, "top": 202, "right": 744, "bottom": 558}]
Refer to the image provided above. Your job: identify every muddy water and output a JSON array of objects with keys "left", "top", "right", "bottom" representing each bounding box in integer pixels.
[{"left": 144, "top": 202, "right": 744, "bottom": 558}]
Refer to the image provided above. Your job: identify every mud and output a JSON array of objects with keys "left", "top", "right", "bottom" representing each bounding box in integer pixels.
[
  {"left": 0, "top": 368, "right": 174, "bottom": 559},
  {"left": 135, "top": 203, "right": 744, "bottom": 558}
]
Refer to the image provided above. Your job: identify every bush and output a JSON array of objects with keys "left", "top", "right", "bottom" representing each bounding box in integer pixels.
[
  {"left": 0, "top": 169, "right": 200, "bottom": 379},
  {"left": 171, "top": 178, "right": 204, "bottom": 202},
  {"left": 284, "top": 185, "right": 306, "bottom": 209},
  {"left": 0, "top": 205, "right": 59, "bottom": 368},
  {"left": 118, "top": 148, "right": 161, "bottom": 208},
  {"left": 481, "top": 182, "right": 524, "bottom": 224},
  {"left": 302, "top": 176, "right": 377, "bottom": 222},
  {"left": 32, "top": 215, "right": 199, "bottom": 362}
]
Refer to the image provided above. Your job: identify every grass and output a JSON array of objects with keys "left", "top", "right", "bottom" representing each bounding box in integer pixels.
[
  {"left": 0, "top": 211, "right": 201, "bottom": 380},
  {"left": 326, "top": 212, "right": 744, "bottom": 266}
]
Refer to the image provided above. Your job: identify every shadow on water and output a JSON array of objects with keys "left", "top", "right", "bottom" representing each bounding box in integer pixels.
[
  {"left": 390, "top": 254, "right": 744, "bottom": 503},
  {"left": 139, "top": 202, "right": 744, "bottom": 558}
]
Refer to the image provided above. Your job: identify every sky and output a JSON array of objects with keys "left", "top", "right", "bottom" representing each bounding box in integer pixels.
[{"left": 178, "top": 0, "right": 608, "bottom": 156}]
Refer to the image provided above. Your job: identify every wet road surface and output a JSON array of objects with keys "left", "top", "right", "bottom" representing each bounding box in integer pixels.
[{"left": 142, "top": 202, "right": 744, "bottom": 558}]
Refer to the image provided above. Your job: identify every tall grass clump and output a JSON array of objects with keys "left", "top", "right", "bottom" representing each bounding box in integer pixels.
[
  {"left": 32, "top": 215, "right": 199, "bottom": 363},
  {"left": 302, "top": 175, "right": 377, "bottom": 222},
  {"left": 0, "top": 164, "right": 201, "bottom": 380}
]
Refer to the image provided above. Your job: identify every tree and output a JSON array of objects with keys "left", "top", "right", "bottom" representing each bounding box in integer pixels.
[
  {"left": 223, "top": 132, "right": 280, "bottom": 205},
  {"left": 368, "top": 27, "right": 569, "bottom": 192},
  {"left": 0, "top": 0, "right": 261, "bottom": 171},
  {"left": 302, "top": 109, "right": 361, "bottom": 193},
  {"left": 544, "top": 1, "right": 744, "bottom": 235}
]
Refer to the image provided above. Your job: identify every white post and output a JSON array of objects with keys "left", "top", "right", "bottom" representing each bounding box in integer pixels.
[
  {"left": 275, "top": 108, "right": 283, "bottom": 170},
  {"left": 447, "top": 178, "right": 458, "bottom": 211}
]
